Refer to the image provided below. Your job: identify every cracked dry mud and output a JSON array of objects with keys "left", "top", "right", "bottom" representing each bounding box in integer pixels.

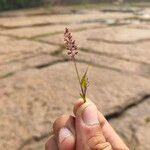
[{"left": 0, "top": 6, "right": 150, "bottom": 150}]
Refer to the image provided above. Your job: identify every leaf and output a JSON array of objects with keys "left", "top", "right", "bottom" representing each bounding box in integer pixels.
[
  {"left": 81, "top": 66, "right": 89, "bottom": 88},
  {"left": 81, "top": 78, "right": 87, "bottom": 88}
]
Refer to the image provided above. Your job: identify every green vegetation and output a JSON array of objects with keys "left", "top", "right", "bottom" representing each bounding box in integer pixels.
[
  {"left": 0, "top": 0, "right": 42, "bottom": 11},
  {"left": 0, "top": 0, "right": 150, "bottom": 11}
]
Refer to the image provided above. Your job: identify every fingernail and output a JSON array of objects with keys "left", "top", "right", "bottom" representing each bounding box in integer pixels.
[
  {"left": 82, "top": 104, "right": 99, "bottom": 126},
  {"left": 58, "top": 127, "right": 72, "bottom": 143}
]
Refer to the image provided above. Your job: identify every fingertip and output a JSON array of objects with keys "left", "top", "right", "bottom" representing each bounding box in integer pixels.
[
  {"left": 73, "top": 98, "right": 93, "bottom": 116},
  {"left": 53, "top": 115, "right": 76, "bottom": 150},
  {"left": 53, "top": 115, "right": 75, "bottom": 135},
  {"left": 53, "top": 115, "right": 69, "bottom": 133},
  {"left": 58, "top": 128, "right": 75, "bottom": 150},
  {"left": 73, "top": 98, "right": 84, "bottom": 116}
]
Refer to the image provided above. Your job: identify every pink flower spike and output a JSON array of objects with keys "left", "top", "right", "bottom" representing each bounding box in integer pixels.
[{"left": 64, "top": 28, "right": 78, "bottom": 58}]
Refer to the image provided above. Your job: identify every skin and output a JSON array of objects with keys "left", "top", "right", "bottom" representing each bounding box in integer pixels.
[{"left": 45, "top": 99, "right": 129, "bottom": 150}]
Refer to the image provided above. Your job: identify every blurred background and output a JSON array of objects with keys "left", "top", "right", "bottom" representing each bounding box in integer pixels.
[{"left": 0, "top": 0, "right": 150, "bottom": 150}]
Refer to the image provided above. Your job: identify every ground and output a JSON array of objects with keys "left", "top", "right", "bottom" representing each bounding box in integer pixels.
[{"left": 0, "top": 4, "right": 150, "bottom": 150}]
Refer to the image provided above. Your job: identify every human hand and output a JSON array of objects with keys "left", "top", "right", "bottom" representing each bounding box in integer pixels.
[{"left": 45, "top": 99, "right": 129, "bottom": 150}]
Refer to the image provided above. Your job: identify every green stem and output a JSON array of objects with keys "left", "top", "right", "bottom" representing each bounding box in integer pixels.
[
  {"left": 73, "top": 58, "right": 80, "bottom": 86},
  {"left": 73, "top": 58, "right": 86, "bottom": 102}
]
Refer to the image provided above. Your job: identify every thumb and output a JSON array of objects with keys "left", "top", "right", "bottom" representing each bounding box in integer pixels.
[{"left": 75, "top": 101, "right": 112, "bottom": 150}]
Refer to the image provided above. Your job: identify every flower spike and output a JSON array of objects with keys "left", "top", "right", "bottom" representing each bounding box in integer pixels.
[{"left": 64, "top": 28, "right": 89, "bottom": 103}]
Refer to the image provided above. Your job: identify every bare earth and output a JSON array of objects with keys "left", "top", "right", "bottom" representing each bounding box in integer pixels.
[{"left": 0, "top": 5, "right": 150, "bottom": 150}]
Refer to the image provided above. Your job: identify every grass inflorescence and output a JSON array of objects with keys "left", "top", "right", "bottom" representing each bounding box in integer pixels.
[{"left": 64, "top": 28, "right": 89, "bottom": 103}]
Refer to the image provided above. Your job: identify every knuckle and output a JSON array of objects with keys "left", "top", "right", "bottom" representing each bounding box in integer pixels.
[
  {"left": 92, "top": 142, "right": 112, "bottom": 150},
  {"left": 87, "top": 133, "right": 106, "bottom": 148}
]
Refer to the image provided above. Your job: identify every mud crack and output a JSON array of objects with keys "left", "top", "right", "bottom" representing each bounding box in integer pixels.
[
  {"left": 17, "top": 132, "right": 51, "bottom": 150},
  {"left": 106, "top": 94, "right": 150, "bottom": 120}
]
